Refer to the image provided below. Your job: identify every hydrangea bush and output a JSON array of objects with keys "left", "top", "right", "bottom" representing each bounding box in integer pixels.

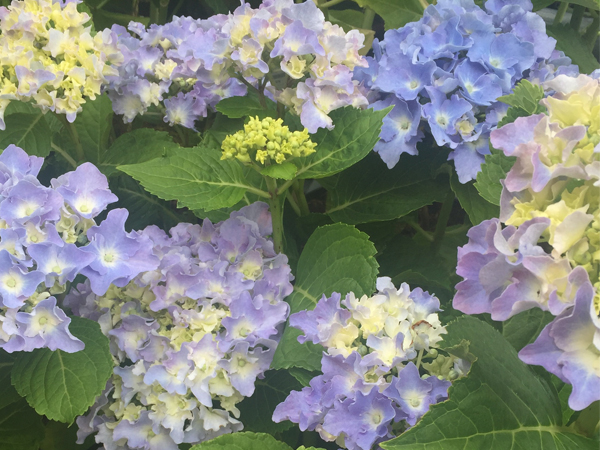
[{"left": 0, "top": 0, "right": 598, "bottom": 449}]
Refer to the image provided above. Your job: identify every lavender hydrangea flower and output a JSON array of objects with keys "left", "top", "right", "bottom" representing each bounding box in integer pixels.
[
  {"left": 0, "top": 144, "right": 125, "bottom": 353},
  {"left": 358, "top": 0, "right": 579, "bottom": 182},
  {"left": 453, "top": 74, "right": 600, "bottom": 409},
  {"left": 105, "top": 0, "right": 368, "bottom": 133},
  {"left": 274, "top": 279, "right": 461, "bottom": 448},
  {"left": 70, "top": 202, "right": 292, "bottom": 448},
  {"left": 519, "top": 281, "right": 600, "bottom": 410}
]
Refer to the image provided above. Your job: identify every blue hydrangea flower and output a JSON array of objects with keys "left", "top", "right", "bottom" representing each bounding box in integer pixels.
[
  {"left": 357, "top": 0, "right": 579, "bottom": 182},
  {"left": 274, "top": 279, "right": 463, "bottom": 448}
]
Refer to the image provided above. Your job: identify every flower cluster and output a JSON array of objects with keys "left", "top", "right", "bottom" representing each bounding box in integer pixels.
[
  {"left": 356, "top": 0, "right": 578, "bottom": 182},
  {"left": 70, "top": 202, "right": 293, "bottom": 449},
  {"left": 0, "top": 144, "right": 156, "bottom": 353},
  {"left": 453, "top": 73, "right": 600, "bottom": 410},
  {"left": 221, "top": 116, "right": 316, "bottom": 164},
  {"left": 0, "top": 0, "right": 121, "bottom": 127},
  {"left": 273, "top": 278, "right": 465, "bottom": 450},
  {"left": 105, "top": 0, "right": 368, "bottom": 132}
]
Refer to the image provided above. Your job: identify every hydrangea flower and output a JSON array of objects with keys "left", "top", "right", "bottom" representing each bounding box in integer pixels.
[
  {"left": 221, "top": 116, "right": 316, "bottom": 164},
  {"left": 105, "top": 0, "right": 368, "bottom": 132},
  {"left": 274, "top": 278, "right": 465, "bottom": 450},
  {"left": 69, "top": 202, "right": 293, "bottom": 449},
  {"left": 0, "top": 144, "right": 139, "bottom": 353},
  {"left": 356, "top": 0, "right": 579, "bottom": 182},
  {"left": 453, "top": 73, "right": 600, "bottom": 410},
  {"left": 0, "top": 0, "right": 121, "bottom": 126}
]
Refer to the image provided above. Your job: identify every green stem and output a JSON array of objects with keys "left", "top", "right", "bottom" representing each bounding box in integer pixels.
[
  {"left": 265, "top": 176, "right": 284, "bottom": 254},
  {"left": 416, "top": 349, "right": 424, "bottom": 370},
  {"left": 406, "top": 220, "right": 434, "bottom": 242},
  {"left": 50, "top": 143, "right": 77, "bottom": 169},
  {"left": 57, "top": 114, "right": 84, "bottom": 162},
  {"left": 318, "top": 0, "right": 345, "bottom": 8},
  {"left": 361, "top": 7, "right": 376, "bottom": 30},
  {"left": 430, "top": 189, "right": 455, "bottom": 254},
  {"left": 293, "top": 180, "right": 310, "bottom": 216},
  {"left": 286, "top": 191, "right": 302, "bottom": 216},
  {"left": 277, "top": 178, "right": 295, "bottom": 195},
  {"left": 570, "top": 5, "right": 585, "bottom": 31},
  {"left": 150, "top": 0, "right": 170, "bottom": 24},
  {"left": 554, "top": 2, "right": 569, "bottom": 24}
]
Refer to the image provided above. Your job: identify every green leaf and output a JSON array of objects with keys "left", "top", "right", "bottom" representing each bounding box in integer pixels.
[
  {"left": 190, "top": 432, "right": 293, "bottom": 450},
  {"left": 294, "top": 106, "right": 390, "bottom": 179},
  {"left": 0, "top": 399, "right": 45, "bottom": 450},
  {"left": 323, "top": 151, "right": 448, "bottom": 224},
  {"left": 497, "top": 106, "right": 531, "bottom": 128},
  {"left": 498, "top": 80, "right": 545, "bottom": 115},
  {"left": 377, "top": 231, "right": 465, "bottom": 303},
  {"left": 450, "top": 174, "right": 499, "bottom": 225},
  {"left": 381, "top": 316, "right": 598, "bottom": 450},
  {"left": 101, "top": 128, "right": 180, "bottom": 177},
  {"left": 0, "top": 111, "right": 52, "bottom": 157},
  {"left": 474, "top": 148, "right": 516, "bottom": 206},
  {"left": 73, "top": 95, "right": 114, "bottom": 165},
  {"left": 272, "top": 224, "right": 379, "bottom": 370},
  {"left": 215, "top": 93, "right": 277, "bottom": 119},
  {"left": 110, "top": 174, "right": 197, "bottom": 231},
  {"left": 237, "top": 370, "right": 302, "bottom": 434},
  {"left": 0, "top": 351, "right": 45, "bottom": 450},
  {"left": 288, "top": 367, "right": 320, "bottom": 387},
  {"left": 12, "top": 317, "right": 113, "bottom": 423},
  {"left": 261, "top": 162, "right": 298, "bottom": 180},
  {"left": 547, "top": 24, "right": 600, "bottom": 74},
  {"left": 118, "top": 146, "right": 268, "bottom": 212},
  {"left": 502, "top": 308, "right": 555, "bottom": 352},
  {"left": 353, "top": 0, "right": 424, "bottom": 29},
  {"left": 40, "top": 421, "right": 95, "bottom": 450}
]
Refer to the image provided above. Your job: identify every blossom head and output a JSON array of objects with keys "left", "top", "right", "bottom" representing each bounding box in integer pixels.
[
  {"left": 275, "top": 278, "right": 460, "bottom": 449},
  {"left": 70, "top": 202, "right": 293, "bottom": 448},
  {"left": 221, "top": 116, "right": 316, "bottom": 165},
  {"left": 0, "top": 0, "right": 120, "bottom": 126}
]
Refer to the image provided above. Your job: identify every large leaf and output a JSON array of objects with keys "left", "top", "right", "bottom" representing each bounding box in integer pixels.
[
  {"left": 450, "top": 174, "right": 499, "bottom": 225},
  {"left": 377, "top": 230, "right": 466, "bottom": 303},
  {"left": 72, "top": 95, "right": 114, "bottom": 165},
  {"left": 547, "top": 24, "right": 600, "bottom": 74},
  {"left": 381, "top": 316, "right": 598, "bottom": 450},
  {"left": 353, "top": 0, "right": 424, "bottom": 29},
  {"left": 119, "top": 145, "right": 268, "bottom": 212},
  {"left": 12, "top": 317, "right": 113, "bottom": 423},
  {"left": 272, "top": 224, "right": 379, "bottom": 371},
  {"left": 0, "top": 111, "right": 52, "bottom": 157},
  {"left": 323, "top": 151, "right": 447, "bottom": 224},
  {"left": 0, "top": 351, "right": 45, "bottom": 450},
  {"left": 190, "top": 432, "right": 292, "bottom": 450},
  {"left": 294, "top": 106, "right": 389, "bottom": 179},
  {"left": 237, "top": 370, "right": 302, "bottom": 434},
  {"left": 109, "top": 174, "right": 197, "bottom": 231},
  {"left": 498, "top": 80, "right": 545, "bottom": 115},
  {"left": 215, "top": 93, "right": 277, "bottom": 119},
  {"left": 101, "top": 128, "right": 180, "bottom": 177},
  {"left": 474, "top": 148, "right": 516, "bottom": 206},
  {"left": 501, "top": 308, "right": 555, "bottom": 352}
]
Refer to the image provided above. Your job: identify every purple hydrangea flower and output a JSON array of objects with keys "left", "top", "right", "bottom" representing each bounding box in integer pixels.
[
  {"left": 70, "top": 202, "right": 293, "bottom": 448},
  {"left": 519, "top": 281, "right": 600, "bottom": 410}
]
